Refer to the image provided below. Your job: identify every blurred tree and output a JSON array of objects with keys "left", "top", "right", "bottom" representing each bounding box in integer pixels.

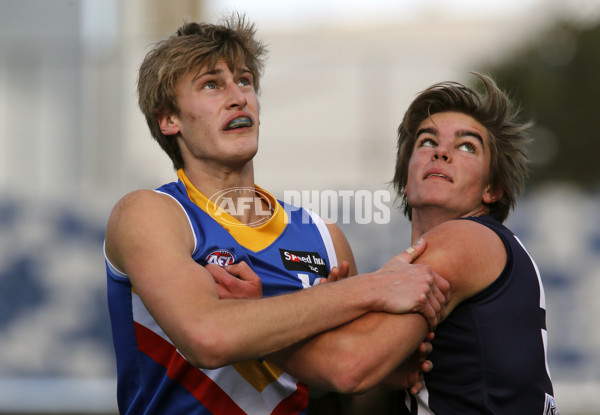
[{"left": 480, "top": 21, "right": 600, "bottom": 191}]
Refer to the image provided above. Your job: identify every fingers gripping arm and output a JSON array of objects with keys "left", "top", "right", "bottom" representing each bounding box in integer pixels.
[
  {"left": 207, "top": 262, "right": 263, "bottom": 299},
  {"left": 268, "top": 236, "right": 445, "bottom": 393}
]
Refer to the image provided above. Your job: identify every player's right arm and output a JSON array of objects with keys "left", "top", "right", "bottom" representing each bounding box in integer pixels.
[
  {"left": 104, "top": 190, "right": 444, "bottom": 369},
  {"left": 266, "top": 225, "right": 448, "bottom": 394}
]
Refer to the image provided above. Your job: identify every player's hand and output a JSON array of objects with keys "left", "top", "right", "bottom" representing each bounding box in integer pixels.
[
  {"left": 382, "top": 333, "right": 435, "bottom": 394},
  {"left": 318, "top": 260, "right": 350, "bottom": 285},
  {"left": 206, "top": 261, "right": 263, "bottom": 299},
  {"left": 373, "top": 239, "right": 450, "bottom": 329}
]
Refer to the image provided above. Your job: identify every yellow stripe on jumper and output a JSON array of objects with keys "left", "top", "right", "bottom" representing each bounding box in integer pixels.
[
  {"left": 232, "top": 360, "right": 285, "bottom": 393},
  {"left": 177, "top": 169, "right": 288, "bottom": 252}
]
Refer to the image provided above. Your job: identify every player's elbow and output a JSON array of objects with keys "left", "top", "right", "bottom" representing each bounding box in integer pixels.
[
  {"left": 324, "top": 352, "right": 375, "bottom": 394},
  {"left": 183, "top": 343, "right": 229, "bottom": 369},
  {"left": 329, "top": 374, "right": 370, "bottom": 395},
  {"left": 179, "top": 326, "right": 235, "bottom": 369}
]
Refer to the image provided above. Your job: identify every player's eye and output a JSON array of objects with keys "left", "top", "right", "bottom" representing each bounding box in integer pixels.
[
  {"left": 237, "top": 78, "right": 250, "bottom": 87},
  {"left": 458, "top": 142, "right": 476, "bottom": 153},
  {"left": 202, "top": 81, "right": 217, "bottom": 90},
  {"left": 237, "top": 75, "right": 254, "bottom": 88},
  {"left": 419, "top": 138, "right": 436, "bottom": 148}
]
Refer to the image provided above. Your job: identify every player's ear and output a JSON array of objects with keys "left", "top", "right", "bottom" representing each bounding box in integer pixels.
[
  {"left": 159, "top": 113, "right": 180, "bottom": 136},
  {"left": 483, "top": 185, "right": 503, "bottom": 204}
]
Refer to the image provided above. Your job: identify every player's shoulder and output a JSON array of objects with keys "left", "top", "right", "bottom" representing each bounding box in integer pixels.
[
  {"left": 105, "top": 189, "right": 193, "bottom": 270},
  {"left": 111, "top": 189, "right": 178, "bottom": 217},
  {"left": 107, "top": 189, "right": 187, "bottom": 237},
  {"left": 422, "top": 217, "right": 506, "bottom": 269},
  {"left": 421, "top": 217, "right": 507, "bottom": 302}
]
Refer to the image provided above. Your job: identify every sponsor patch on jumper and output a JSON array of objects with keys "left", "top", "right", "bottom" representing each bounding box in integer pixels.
[
  {"left": 205, "top": 249, "right": 236, "bottom": 267},
  {"left": 279, "top": 249, "right": 328, "bottom": 277}
]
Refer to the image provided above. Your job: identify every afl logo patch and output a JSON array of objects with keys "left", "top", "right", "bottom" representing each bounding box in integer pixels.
[
  {"left": 207, "top": 187, "right": 274, "bottom": 227},
  {"left": 206, "top": 250, "right": 236, "bottom": 267}
]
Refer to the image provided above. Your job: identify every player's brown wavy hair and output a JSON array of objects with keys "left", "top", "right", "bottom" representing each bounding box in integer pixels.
[
  {"left": 392, "top": 73, "right": 532, "bottom": 223},
  {"left": 137, "top": 13, "right": 267, "bottom": 170}
]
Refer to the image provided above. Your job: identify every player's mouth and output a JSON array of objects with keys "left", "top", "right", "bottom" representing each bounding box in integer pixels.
[
  {"left": 225, "top": 116, "right": 253, "bottom": 131},
  {"left": 424, "top": 171, "right": 452, "bottom": 182}
]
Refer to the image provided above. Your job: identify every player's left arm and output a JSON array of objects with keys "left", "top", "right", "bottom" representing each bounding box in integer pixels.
[{"left": 267, "top": 222, "right": 439, "bottom": 394}]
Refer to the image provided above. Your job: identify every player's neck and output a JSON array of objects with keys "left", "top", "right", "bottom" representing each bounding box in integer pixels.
[{"left": 183, "top": 160, "right": 256, "bottom": 197}]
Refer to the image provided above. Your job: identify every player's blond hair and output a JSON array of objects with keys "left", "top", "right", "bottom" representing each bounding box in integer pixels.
[{"left": 137, "top": 14, "right": 267, "bottom": 170}]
